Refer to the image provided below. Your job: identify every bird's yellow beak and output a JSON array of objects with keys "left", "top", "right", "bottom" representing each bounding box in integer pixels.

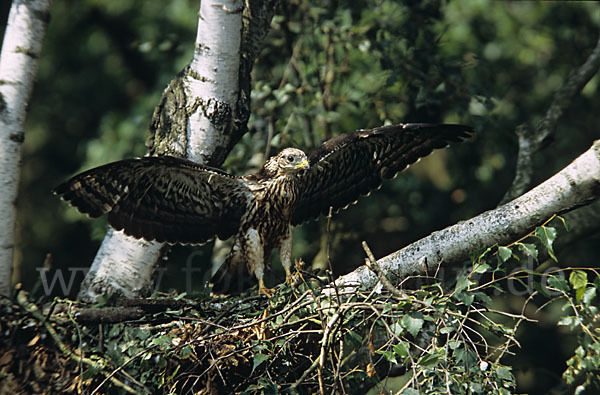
[{"left": 295, "top": 159, "right": 310, "bottom": 169}]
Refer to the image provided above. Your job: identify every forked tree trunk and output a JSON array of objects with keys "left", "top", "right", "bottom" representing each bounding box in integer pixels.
[
  {"left": 77, "top": 0, "right": 278, "bottom": 302},
  {"left": 0, "top": 0, "right": 52, "bottom": 298}
]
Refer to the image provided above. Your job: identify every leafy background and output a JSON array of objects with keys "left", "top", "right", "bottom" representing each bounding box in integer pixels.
[{"left": 1, "top": 0, "right": 600, "bottom": 393}]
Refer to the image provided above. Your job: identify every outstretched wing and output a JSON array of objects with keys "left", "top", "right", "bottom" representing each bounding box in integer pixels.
[
  {"left": 291, "top": 123, "right": 473, "bottom": 225},
  {"left": 54, "top": 156, "right": 253, "bottom": 244}
]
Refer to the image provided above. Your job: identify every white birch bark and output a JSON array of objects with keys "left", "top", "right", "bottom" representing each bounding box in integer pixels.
[
  {"left": 329, "top": 141, "right": 600, "bottom": 294},
  {"left": 77, "top": 0, "right": 244, "bottom": 302},
  {"left": 0, "top": 0, "right": 52, "bottom": 297}
]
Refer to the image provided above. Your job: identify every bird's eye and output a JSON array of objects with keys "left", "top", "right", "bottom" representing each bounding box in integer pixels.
[{"left": 286, "top": 155, "right": 295, "bottom": 163}]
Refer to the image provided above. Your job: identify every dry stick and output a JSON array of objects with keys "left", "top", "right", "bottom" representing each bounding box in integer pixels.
[
  {"left": 318, "top": 311, "right": 341, "bottom": 395},
  {"left": 331, "top": 140, "right": 600, "bottom": 294},
  {"left": 502, "top": 33, "right": 600, "bottom": 204},
  {"left": 362, "top": 241, "right": 407, "bottom": 299},
  {"left": 326, "top": 206, "right": 342, "bottom": 306},
  {"left": 335, "top": 337, "right": 346, "bottom": 394},
  {"left": 15, "top": 291, "right": 141, "bottom": 394},
  {"left": 289, "top": 306, "right": 344, "bottom": 392}
]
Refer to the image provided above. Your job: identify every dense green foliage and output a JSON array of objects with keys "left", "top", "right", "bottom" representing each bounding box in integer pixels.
[{"left": 2, "top": 0, "right": 600, "bottom": 393}]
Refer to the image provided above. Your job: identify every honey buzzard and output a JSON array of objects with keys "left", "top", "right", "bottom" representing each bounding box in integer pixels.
[{"left": 54, "top": 123, "right": 472, "bottom": 295}]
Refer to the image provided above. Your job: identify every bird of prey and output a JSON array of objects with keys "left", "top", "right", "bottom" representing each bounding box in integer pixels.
[{"left": 54, "top": 123, "right": 472, "bottom": 296}]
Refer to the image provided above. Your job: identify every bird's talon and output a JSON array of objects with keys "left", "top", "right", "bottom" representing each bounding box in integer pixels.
[
  {"left": 285, "top": 273, "right": 295, "bottom": 285},
  {"left": 258, "top": 286, "right": 274, "bottom": 297}
]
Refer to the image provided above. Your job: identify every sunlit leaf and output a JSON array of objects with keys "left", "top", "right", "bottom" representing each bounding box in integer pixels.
[
  {"left": 473, "top": 262, "right": 491, "bottom": 274},
  {"left": 569, "top": 270, "right": 587, "bottom": 290},
  {"left": 401, "top": 313, "right": 424, "bottom": 337}
]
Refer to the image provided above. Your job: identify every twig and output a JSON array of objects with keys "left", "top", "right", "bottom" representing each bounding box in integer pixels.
[
  {"left": 327, "top": 207, "right": 342, "bottom": 306},
  {"left": 362, "top": 241, "right": 408, "bottom": 299},
  {"left": 318, "top": 311, "right": 341, "bottom": 395}
]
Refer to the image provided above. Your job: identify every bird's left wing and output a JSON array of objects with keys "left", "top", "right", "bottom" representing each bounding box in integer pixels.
[
  {"left": 291, "top": 123, "right": 473, "bottom": 225},
  {"left": 54, "top": 156, "right": 253, "bottom": 244}
]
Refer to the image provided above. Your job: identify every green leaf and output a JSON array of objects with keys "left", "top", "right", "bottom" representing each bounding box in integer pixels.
[
  {"left": 393, "top": 342, "right": 409, "bottom": 358},
  {"left": 345, "top": 330, "right": 363, "bottom": 349},
  {"left": 151, "top": 335, "right": 173, "bottom": 348},
  {"left": 569, "top": 270, "right": 587, "bottom": 290},
  {"left": 456, "top": 291, "right": 475, "bottom": 306},
  {"left": 447, "top": 339, "right": 461, "bottom": 350},
  {"left": 517, "top": 243, "right": 538, "bottom": 261},
  {"left": 418, "top": 352, "right": 441, "bottom": 367},
  {"left": 167, "top": 365, "right": 181, "bottom": 381},
  {"left": 456, "top": 348, "right": 477, "bottom": 367},
  {"left": 473, "top": 262, "right": 491, "bottom": 274},
  {"left": 383, "top": 302, "right": 392, "bottom": 314},
  {"left": 496, "top": 366, "right": 514, "bottom": 381},
  {"left": 376, "top": 349, "right": 397, "bottom": 364},
  {"left": 498, "top": 246, "right": 513, "bottom": 263},
  {"left": 582, "top": 287, "right": 597, "bottom": 306},
  {"left": 180, "top": 346, "right": 192, "bottom": 358},
  {"left": 535, "top": 226, "right": 558, "bottom": 261},
  {"left": 474, "top": 292, "right": 492, "bottom": 305},
  {"left": 174, "top": 292, "right": 187, "bottom": 300},
  {"left": 547, "top": 275, "right": 570, "bottom": 292},
  {"left": 439, "top": 326, "right": 455, "bottom": 335},
  {"left": 557, "top": 316, "right": 580, "bottom": 327},
  {"left": 252, "top": 353, "right": 269, "bottom": 373},
  {"left": 390, "top": 321, "right": 404, "bottom": 337},
  {"left": 156, "top": 355, "right": 167, "bottom": 369},
  {"left": 401, "top": 313, "right": 424, "bottom": 337},
  {"left": 455, "top": 275, "right": 472, "bottom": 294}
]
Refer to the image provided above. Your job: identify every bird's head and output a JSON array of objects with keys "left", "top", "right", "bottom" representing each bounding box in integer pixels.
[{"left": 263, "top": 148, "right": 310, "bottom": 177}]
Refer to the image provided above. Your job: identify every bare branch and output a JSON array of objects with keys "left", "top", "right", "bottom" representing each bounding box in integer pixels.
[{"left": 501, "top": 34, "right": 600, "bottom": 203}]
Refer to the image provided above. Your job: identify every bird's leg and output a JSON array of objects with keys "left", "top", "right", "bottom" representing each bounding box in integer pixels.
[
  {"left": 280, "top": 229, "right": 294, "bottom": 284},
  {"left": 245, "top": 228, "right": 273, "bottom": 296},
  {"left": 257, "top": 278, "right": 273, "bottom": 297},
  {"left": 254, "top": 264, "right": 273, "bottom": 297}
]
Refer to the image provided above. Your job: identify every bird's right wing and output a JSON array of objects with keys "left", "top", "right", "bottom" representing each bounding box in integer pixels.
[
  {"left": 291, "top": 123, "right": 473, "bottom": 225},
  {"left": 54, "top": 156, "right": 253, "bottom": 245}
]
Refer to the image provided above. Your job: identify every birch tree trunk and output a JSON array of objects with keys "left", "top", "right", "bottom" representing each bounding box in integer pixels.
[
  {"left": 0, "top": 0, "right": 52, "bottom": 298},
  {"left": 77, "top": 0, "right": 278, "bottom": 302}
]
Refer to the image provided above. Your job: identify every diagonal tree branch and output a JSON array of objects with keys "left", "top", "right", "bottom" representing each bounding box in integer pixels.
[
  {"left": 501, "top": 34, "right": 600, "bottom": 204},
  {"left": 330, "top": 140, "right": 600, "bottom": 294}
]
